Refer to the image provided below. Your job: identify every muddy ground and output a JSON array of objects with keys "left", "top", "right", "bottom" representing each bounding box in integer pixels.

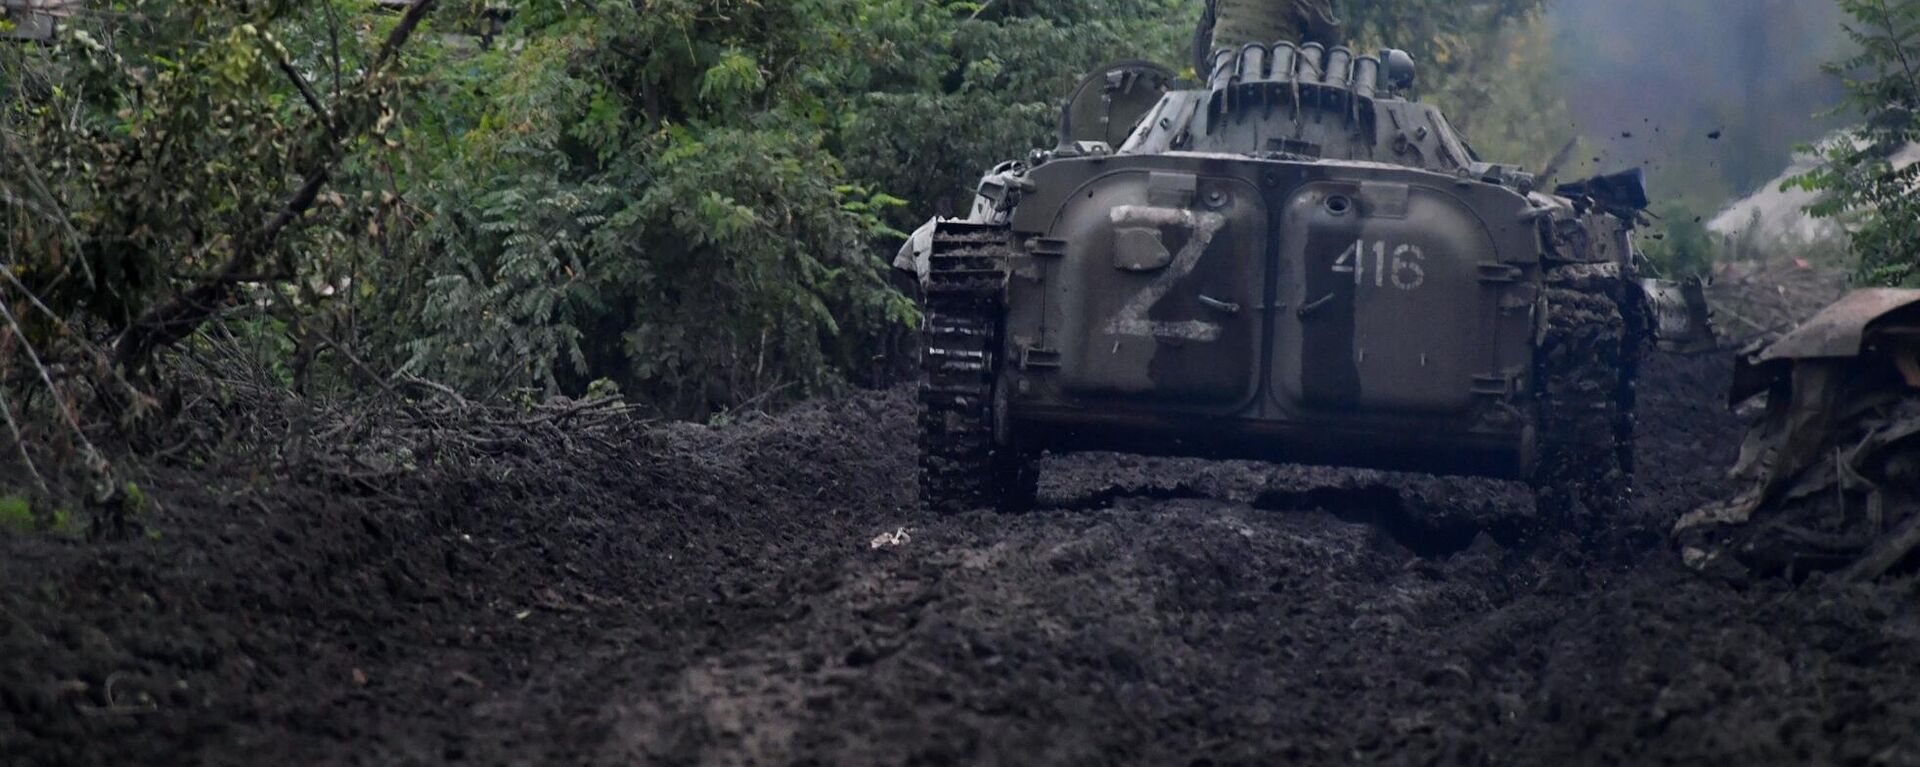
[{"left": 4, "top": 353, "right": 1919, "bottom": 766}]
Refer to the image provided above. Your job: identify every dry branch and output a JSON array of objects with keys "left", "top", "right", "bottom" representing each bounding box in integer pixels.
[
  {"left": 0, "top": 296, "right": 104, "bottom": 475},
  {"left": 1846, "top": 505, "right": 1920, "bottom": 583},
  {"left": 275, "top": 54, "right": 336, "bottom": 140},
  {"left": 165, "top": 325, "right": 652, "bottom": 497},
  {"left": 113, "top": 0, "right": 437, "bottom": 371},
  {"left": 0, "top": 386, "right": 48, "bottom": 495}
]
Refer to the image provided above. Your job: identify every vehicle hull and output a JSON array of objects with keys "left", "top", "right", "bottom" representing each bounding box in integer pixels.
[{"left": 995, "top": 153, "right": 1551, "bottom": 481}]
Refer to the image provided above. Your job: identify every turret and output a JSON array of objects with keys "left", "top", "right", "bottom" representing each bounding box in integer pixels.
[{"left": 1124, "top": 41, "right": 1466, "bottom": 176}]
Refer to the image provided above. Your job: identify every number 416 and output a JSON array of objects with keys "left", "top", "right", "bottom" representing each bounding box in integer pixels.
[{"left": 1332, "top": 240, "right": 1427, "bottom": 291}]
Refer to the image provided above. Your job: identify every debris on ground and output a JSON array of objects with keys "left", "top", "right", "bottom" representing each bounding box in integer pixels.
[
  {"left": 869, "top": 527, "right": 912, "bottom": 549},
  {"left": 1678, "top": 289, "right": 1920, "bottom": 581},
  {"left": 1706, "top": 257, "right": 1852, "bottom": 348}
]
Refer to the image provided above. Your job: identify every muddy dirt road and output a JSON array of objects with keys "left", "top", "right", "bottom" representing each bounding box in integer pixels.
[{"left": 5, "top": 354, "right": 1920, "bottom": 766}]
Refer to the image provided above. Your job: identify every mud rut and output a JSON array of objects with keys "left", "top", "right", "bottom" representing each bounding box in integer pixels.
[{"left": 5, "top": 354, "right": 1920, "bottom": 766}]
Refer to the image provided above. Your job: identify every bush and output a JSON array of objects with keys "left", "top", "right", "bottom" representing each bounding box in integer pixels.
[{"left": 1791, "top": 0, "right": 1920, "bottom": 287}]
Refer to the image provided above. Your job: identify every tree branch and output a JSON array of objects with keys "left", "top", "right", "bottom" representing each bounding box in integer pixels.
[
  {"left": 0, "top": 387, "right": 50, "bottom": 497},
  {"left": 114, "top": 0, "right": 438, "bottom": 371},
  {"left": 276, "top": 55, "right": 336, "bottom": 140},
  {"left": 1874, "top": 0, "right": 1920, "bottom": 130},
  {"left": 0, "top": 128, "right": 89, "bottom": 286},
  {"left": 0, "top": 296, "right": 105, "bottom": 479}
]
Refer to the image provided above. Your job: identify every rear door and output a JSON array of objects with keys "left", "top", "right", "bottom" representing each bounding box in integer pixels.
[
  {"left": 1049, "top": 169, "right": 1270, "bottom": 411},
  {"left": 1270, "top": 178, "right": 1506, "bottom": 415}
]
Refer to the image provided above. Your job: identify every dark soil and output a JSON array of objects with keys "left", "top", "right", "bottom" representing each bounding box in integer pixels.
[{"left": 6, "top": 353, "right": 1920, "bottom": 766}]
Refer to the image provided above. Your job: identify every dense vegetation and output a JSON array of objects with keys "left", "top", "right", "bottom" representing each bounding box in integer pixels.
[
  {"left": 0, "top": 0, "right": 1560, "bottom": 422},
  {"left": 1794, "top": 0, "right": 1920, "bottom": 286},
  {"left": 19, "top": 0, "right": 1903, "bottom": 518}
]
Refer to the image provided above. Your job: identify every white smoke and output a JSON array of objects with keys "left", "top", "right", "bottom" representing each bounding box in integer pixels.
[{"left": 1709, "top": 130, "right": 1920, "bottom": 246}]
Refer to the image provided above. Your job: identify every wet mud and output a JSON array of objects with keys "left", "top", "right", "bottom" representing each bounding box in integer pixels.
[{"left": 5, "top": 353, "right": 1920, "bottom": 766}]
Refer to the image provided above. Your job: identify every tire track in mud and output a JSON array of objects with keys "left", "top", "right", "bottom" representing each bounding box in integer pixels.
[
  {"left": 560, "top": 353, "right": 1899, "bottom": 766},
  {"left": 565, "top": 355, "right": 1755, "bottom": 765},
  {"left": 600, "top": 499, "right": 1398, "bottom": 765},
  {"left": 10, "top": 354, "right": 1920, "bottom": 766}
]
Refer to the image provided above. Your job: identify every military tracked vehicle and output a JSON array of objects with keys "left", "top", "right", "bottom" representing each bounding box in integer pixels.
[{"left": 900, "top": 41, "right": 1714, "bottom": 517}]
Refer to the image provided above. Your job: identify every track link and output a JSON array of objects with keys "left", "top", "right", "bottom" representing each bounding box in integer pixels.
[{"left": 919, "top": 222, "right": 1036, "bottom": 513}]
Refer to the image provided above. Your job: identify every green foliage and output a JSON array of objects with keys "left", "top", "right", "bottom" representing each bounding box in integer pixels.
[
  {"left": 2, "top": 0, "right": 1589, "bottom": 423},
  {"left": 834, "top": 0, "right": 1189, "bottom": 221},
  {"left": 357, "top": 0, "right": 1197, "bottom": 412},
  {"left": 585, "top": 378, "right": 622, "bottom": 400},
  {"left": 1639, "top": 203, "right": 1719, "bottom": 278},
  {"left": 121, "top": 481, "right": 148, "bottom": 514},
  {"left": 1435, "top": 14, "right": 1573, "bottom": 169},
  {"left": 1343, "top": 0, "right": 1563, "bottom": 163},
  {"left": 0, "top": 0, "right": 441, "bottom": 430},
  {"left": 1791, "top": 0, "right": 1920, "bottom": 286},
  {"left": 362, "top": 1, "right": 925, "bottom": 412},
  {"left": 49, "top": 507, "right": 81, "bottom": 537},
  {"left": 3, "top": 3, "right": 312, "bottom": 333},
  {"left": 0, "top": 495, "right": 31, "bottom": 535},
  {"left": 0, "top": 494, "right": 77, "bottom": 537}
]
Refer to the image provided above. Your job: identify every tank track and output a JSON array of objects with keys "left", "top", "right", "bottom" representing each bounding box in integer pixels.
[
  {"left": 1533, "top": 263, "right": 1642, "bottom": 531},
  {"left": 919, "top": 221, "right": 1037, "bottom": 513}
]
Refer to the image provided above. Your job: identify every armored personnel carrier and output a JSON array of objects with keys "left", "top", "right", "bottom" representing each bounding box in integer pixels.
[{"left": 901, "top": 41, "right": 1713, "bottom": 518}]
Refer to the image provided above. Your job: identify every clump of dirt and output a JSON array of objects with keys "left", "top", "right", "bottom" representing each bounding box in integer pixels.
[{"left": 6, "top": 352, "right": 1920, "bottom": 766}]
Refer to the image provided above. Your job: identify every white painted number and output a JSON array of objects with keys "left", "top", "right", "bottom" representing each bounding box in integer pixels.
[
  {"left": 1333, "top": 239, "right": 1427, "bottom": 291},
  {"left": 1390, "top": 244, "right": 1427, "bottom": 290}
]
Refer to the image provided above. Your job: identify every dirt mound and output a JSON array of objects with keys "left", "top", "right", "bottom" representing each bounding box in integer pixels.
[
  {"left": 6, "top": 353, "right": 1920, "bottom": 766},
  {"left": 2, "top": 393, "right": 914, "bottom": 765}
]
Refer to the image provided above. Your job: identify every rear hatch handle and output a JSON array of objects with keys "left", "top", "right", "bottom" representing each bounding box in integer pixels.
[
  {"left": 1297, "top": 293, "right": 1336, "bottom": 319},
  {"left": 1199, "top": 295, "right": 1242, "bottom": 315}
]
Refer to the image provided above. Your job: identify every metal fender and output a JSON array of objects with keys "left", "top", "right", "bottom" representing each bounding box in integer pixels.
[{"left": 1637, "top": 278, "right": 1718, "bottom": 354}]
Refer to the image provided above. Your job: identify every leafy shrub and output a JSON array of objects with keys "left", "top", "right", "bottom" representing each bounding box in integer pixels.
[
  {"left": 1790, "top": 0, "right": 1920, "bottom": 287},
  {"left": 1, "top": 0, "right": 1579, "bottom": 424}
]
